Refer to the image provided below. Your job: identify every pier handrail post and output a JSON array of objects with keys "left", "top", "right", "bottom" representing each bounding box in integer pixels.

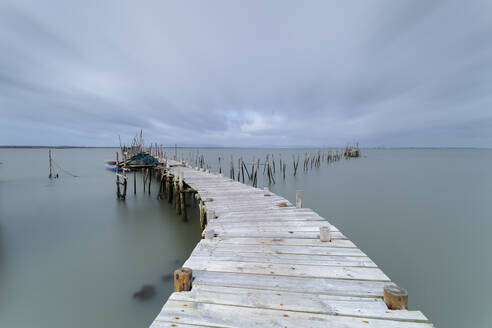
[
  {"left": 296, "top": 190, "right": 302, "bottom": 208},
  {"left": 384, "top": 285, "right": 408, "bottom": 310},
  {"left": 174, "top": 267, "right": 192, "bottom": 292},
  {"left": 207, "top": 209, "right": 216, "bottom": 221},
  {"left": 320, "top": 226, "right": 331, "bottom": 242},
  {"left": 204, "top": 229, "right": 215, "bottom": 239}
]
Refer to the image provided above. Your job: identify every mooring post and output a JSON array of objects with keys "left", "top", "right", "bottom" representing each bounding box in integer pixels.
[
  {"left": 199, "top": 200, "right": 206, "bottom": 230},
  {"left": 204, "top": 229, "right": 215, "bottom": 239},
  {"left": 167, "top": 174, "right": 173, "bottom": 203},
  {"left": 133, "top": 170, "right": 136, "bottom": 194},
  {"left": 122, "top": 172, "right": 127, "bottom": 200},
  {"left": 320, "top": 226, "right": 331, "bottom": 242},
  {"left": 172, "top": 176, "right": 177, "bottom": 206},
  {"left": 148, "top": 168, "right": 151, "bottom": 195},
  {"left": 158, "top": 173, "right": 164, "bottom": 200},
  {"left": 174, "top": 267, "right": 192, "bottom": 292},
  {"left": 384, "top": 285, "right": 408, "bottom": 310},
  {"left": 207, "top": 209, "right": 215, "bottom": 221},
  {"left": 48, "top": 149, "right": 53, "bottom": 179},
  {"left": 174, "top": 177, "right": 181, "bottom": 214},
  {"left": 143, "top": 168, "right": 146, "bottom": 193},
  {"left": 296, "top": 190, "right": 302, "bottom": 208},
  {"left": 116, "top": 152, "right": 121, "bottom": 198}
]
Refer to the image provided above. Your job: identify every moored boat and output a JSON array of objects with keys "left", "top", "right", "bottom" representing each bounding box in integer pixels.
[{"left": 105, "top": 160, "right": 122, "bottom": 171}]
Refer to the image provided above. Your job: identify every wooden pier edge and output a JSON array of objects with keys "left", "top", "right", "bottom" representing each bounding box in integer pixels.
[{"left": 150, "top": 159, "right": 433, "bottom": 328}]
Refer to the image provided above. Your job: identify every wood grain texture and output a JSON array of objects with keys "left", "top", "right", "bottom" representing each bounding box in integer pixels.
[{"left": 148, "top": 163, "right": 433, "bottom": 327}]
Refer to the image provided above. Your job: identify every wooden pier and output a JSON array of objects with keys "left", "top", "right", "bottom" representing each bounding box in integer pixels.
[{"left": 148, "top": 159, "right": 433, "bottom": 328}]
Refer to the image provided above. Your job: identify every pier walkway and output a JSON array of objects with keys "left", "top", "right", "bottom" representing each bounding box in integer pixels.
[{"left": 149, "top": 161, "right": 433, "bottom": 328}]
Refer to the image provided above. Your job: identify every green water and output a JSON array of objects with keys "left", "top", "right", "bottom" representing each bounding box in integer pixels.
[{"left": 0, "top": 148, "right": 491, "bottom": 328}]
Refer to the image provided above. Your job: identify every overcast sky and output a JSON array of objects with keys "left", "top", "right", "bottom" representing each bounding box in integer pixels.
[{"left": 1, "top": 0, "right": 491, "bottom": 147}]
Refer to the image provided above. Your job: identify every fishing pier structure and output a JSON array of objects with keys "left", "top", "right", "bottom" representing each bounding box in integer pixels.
[{"left": 131, "top": 156, "right": 434, "bottom": 328}]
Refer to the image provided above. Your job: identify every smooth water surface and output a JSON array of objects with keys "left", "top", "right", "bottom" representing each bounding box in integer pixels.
[
  {"left": 1, "top": 148, "right": 491, "bottom": 328},
  {"left": 0, "top": 148, "right": 201, "bottom": 328}
]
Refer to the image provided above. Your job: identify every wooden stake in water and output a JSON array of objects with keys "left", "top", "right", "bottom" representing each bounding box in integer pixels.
[
  {"left": 116, "top": 152, "right": 120, "bottom": 198},
  {"left": 48, "top": 149, "right": 53, "bottom": 179},
  {"left": 179, "top": 173, "right": 187, "bottom": 221}
]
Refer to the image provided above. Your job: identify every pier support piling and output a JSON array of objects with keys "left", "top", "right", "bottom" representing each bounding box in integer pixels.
[
  {"left": 179, "top": 176, "right": 187, "bottom": 221},
  {"left": 199, "top": 200, "right": 206, "bottom": 230}
]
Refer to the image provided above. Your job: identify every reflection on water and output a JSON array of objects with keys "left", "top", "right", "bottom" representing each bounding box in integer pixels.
[{"left": 0, "top": 147, "right": 491, "bottom": 328}]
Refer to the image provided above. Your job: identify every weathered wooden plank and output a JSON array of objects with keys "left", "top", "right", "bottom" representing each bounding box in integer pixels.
[
  {"left": 170, "top": 285, "right": 428, "bottom": 322},
  {"left": 192, "top": 248, "right": 377, "bottom": 267},
  {"left": 207, "top": 224, "right": 332, "bottom": 232},
  {"left": 197, "top": 241, "right": 363, "bottom": 256},
  {"left": 214, "top": 230, "right": 346, "bottom": 239},
  {"left": 151, "top": 322, "right": 216, "bottom": 328},
  {"left": 198, "top": 240, "right": 362, "bottom": 255},
  {"left": 216, "top": 236, "right": 355, "bottom": 247},
  {"left": 193, "top": 270, "right": 387, "bottom": 297},
  {"left": 190, "top": 251, "right": 376, "bottom": 267},
  {"left": 156, "top": 300, "right": 434, "bottom": 328},
  {"left": 183, "top": 258, "right": 389, "bottom": 281}
]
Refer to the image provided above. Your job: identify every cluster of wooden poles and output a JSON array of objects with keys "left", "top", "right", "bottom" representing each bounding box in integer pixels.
[
  {"left": 114, "top": 158, "right": 204, "bottom": 226},
  {"left": 114, "top": 146, "right": 361, "bottom": 202},
  {"left": 182, "top": 149, "right": 352, "bottom": 187}
]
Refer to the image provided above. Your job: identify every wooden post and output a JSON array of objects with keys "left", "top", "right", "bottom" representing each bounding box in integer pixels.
[
  {"left": 48, "top": 149, "right": 53, "bottom": 179},
  {"left": 179, "top": 175, "right": 187, "bottom": 221},
  {"left": 122, "top": 172, "right": 127, "bottom": 200},
  {"left": 174, "top": 178, "right": 180, "bottom": 214},
  {"left": 296, "top": 190, "right": 302, "bottom": 208},
  {"left": 167, "top": 175, "right": 173, "bottom": 203},
  {"left": 116, "top": 152, "right": 120, "bottom": 198},
  {"left": 320, "top": 226, "right": 331, "bottom": 242},
  {"left": 199, "top": 200, "right": 206, "bottom": 230},
  {"left": 158, "top": 174, "right": 164, "bottom": 200},
  {"left": 143, "top": 168, "right": 146, "bottom": 193},
  {"left": 384, "top": 285, "right": 408, "bottom": 310},
  {"left": 133, "top": 170, "right": 136, "bottom": 194},
  {"left": 174, "top": 267, "right": 192, "bottom": 292},
  {"left": 204, "top": 229, "right": 215, "bottom": 240},
  {"left": 148, "top": 168, "right": 152, "bottom": 194}
]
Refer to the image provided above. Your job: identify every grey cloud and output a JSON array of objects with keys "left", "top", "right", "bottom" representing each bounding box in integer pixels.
[{"left": 1, "top": 0, "right": 491, "bottom": 147}]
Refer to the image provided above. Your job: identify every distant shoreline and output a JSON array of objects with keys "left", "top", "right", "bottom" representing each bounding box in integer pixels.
[{"left": 0, "top": 146, "right": 116, "bottom": 149}]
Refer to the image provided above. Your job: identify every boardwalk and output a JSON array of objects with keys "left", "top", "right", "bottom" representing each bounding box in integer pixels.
[{"left": 149, "top": 160, "right": 433, "bottom": 328}]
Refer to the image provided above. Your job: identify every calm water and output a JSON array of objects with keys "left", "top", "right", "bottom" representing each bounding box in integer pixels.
[{"left": 0, "top": 148, "right": 491, "bottom": 328}]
